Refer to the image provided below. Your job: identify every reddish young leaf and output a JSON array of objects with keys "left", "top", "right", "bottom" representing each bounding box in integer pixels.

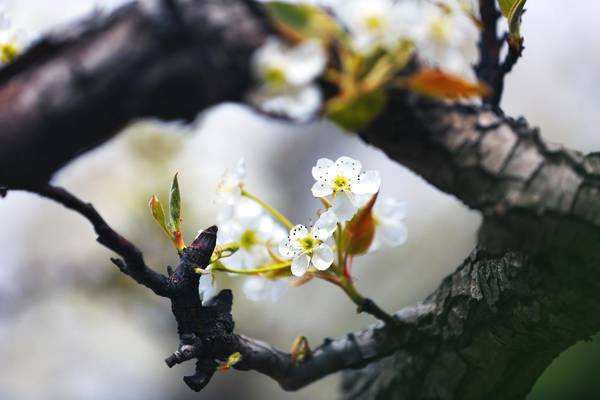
[
  {"left": 408, "top": 69, "right": 489, "bottom": 100},
  {"left": 345, "top": 194, "right": 378, "bottom": 256}
]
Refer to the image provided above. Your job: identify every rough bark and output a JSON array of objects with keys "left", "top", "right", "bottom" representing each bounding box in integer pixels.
[
  {"left": 1, "top": 1, "right": 598, "bottom": 399},
  {"left": 0, "top": 0, "right": 267, "bottom": 187}
]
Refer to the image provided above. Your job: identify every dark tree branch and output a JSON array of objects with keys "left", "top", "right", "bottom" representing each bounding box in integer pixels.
[
  {"left": 8, "top": 184, "right": 407, "bottom": 391},
  {"left": 475, "top": 0, "right": 503, "bottom": 107},
  {"left": 28, "top": 185, "right": 171, "bottom": 297},
  {"left": 475, "top": 0, "right": 524, "bottom": 108},
  {"left": 0, "top": 0, "right": 595, "bottom": 398},
  {"left": 0, "top": 0, "right": 268, "bottom": 187}
]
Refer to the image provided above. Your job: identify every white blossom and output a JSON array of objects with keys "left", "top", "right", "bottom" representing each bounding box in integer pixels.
[
  {"left": 311, "top": 156, "right": 381, "bottom": 221},
  {"left": 198, "top": 266, "right": 218, "bottom": 306},
  {"left": 250, "top": 38, "right": 326, "bottom": 121},
  {"left": 413, "top": 1, "right": 478, "bottom": 77},
  {"left": 217, "top": 198, "right": 287, "bottom": 269},
  {"left": 215, "top": 158, "right": 246, "bottom": 219},
  {"left": 243, "top": 276, "right": 288, "bottom": 302},
  {"left": 278, "top": 210, "right": 337, "bottom": 277},
  {"left": 370, "top": 197, "right": 408, "bottom": 252},
  {"left": 334, "top": 0, "right": 420, "bottom": 54}
]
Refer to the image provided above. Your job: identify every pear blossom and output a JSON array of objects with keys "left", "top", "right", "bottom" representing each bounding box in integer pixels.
[
  {"left": 249, "top": 38, "right": 326, "bottom": 121},
  {"left": 311, "top": 156, "right": 381, "bottom": 221},
  {"left": 334, "top": 0, "right": 420, "bottom": 53},
  {"left": 279, "top": 210, "right": 337, "bottom": 277},
  {"left": 370, "top": 197, "right": 408, "bottom": 252},
  {"left": 215, "top": 158, "right": 246, "bottom": 219},
  {"left": 198, "top": 266, "right": 218, "bottom": 305},
  {"left": 243, "top": 276, "right": 288, "bottom": 302},
  {"left": 413, "top": 1, "right": 478, "bottom": 77},
  {"left": 217, "top": 198, "right": 287, "bottom": 269}
]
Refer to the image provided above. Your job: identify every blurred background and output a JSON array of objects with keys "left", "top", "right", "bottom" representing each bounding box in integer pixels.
[{"left": 1, "top": 1, "right": 599, "bottom": 399}]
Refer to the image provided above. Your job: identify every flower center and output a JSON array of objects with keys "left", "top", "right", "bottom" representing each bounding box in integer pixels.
[
  {"left": 264, "top": 67, "right": 287, "bottom": 87},
  {"left": 365, "top": 15, "right": 384, "bottom": 32},
  {"left": 0, "top": 43, "right": 18, "bottom": 63},
  {"left": 298, "top": 235, "right": 317, "bottom": 251},
  {"left": 430, "top": 17, "right": 451, "bottom": 43},
  {"left": 332, "top": 175, "right": 351, "bottom": 193},
  {"left": 240, "top": 229, "right": 259, "bottom": 250}
]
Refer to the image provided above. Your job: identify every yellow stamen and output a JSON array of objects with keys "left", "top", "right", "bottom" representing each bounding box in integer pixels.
[
  {"left": 240, "top": 229, "right": 259, "bottom": 250},
  {"left": 332, "top": 175, "right": 351, "bottom": 193}
]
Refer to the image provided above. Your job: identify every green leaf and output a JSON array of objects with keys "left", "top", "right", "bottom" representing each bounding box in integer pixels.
[
  {"left": 265, "top": 1, "right": 340, "bottom": 41},
  {"left": 149, "top": 195, "right": 171, "bottom": 238},
  {"left": 326, "top": 90, "right": 388, "bottom": 132},
  {"left": 169, "top": 173, "right": 181, "bottom": 232},
  {"left": 267, "top": 2, "right": 310, "bottom": 31},
  {"left": 498, "top": 0, "right": 527, "bottom": 39}
]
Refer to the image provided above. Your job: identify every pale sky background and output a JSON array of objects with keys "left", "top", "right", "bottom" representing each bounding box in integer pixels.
[{"left": 1, "top": 1, "right": 599, "bottom": 399}]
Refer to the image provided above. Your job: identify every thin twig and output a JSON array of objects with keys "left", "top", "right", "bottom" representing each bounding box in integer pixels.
[{"left": 24, "top": 185, "right": 171, "bottom": 297}]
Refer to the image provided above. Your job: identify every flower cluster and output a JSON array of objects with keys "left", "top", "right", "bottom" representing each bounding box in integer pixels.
[
  {"left": 193, "top": 155, "right": 407, "bottom": 306},
  {"left": 250, "top": 0, "right": 482, "bottom": 127},
  {"left": 249, "top": 38, "right": 326, "bottom": 121}
]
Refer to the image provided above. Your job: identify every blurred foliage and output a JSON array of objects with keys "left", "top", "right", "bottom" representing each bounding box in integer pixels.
[{"left": 530, "top": 333, "right": 600, "bottom": 399}]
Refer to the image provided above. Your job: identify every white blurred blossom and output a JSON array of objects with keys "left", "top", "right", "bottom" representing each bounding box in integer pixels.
[
  {"left": 311, "top": 156, "right": 381, "bottom": 221},
  {"left": 333, "top": 0, "right": 420, "bottom": 53},
  {"left": 279, "top": 210, "right": 337, "bottom": 276},
  {"left": 243, "top": 276, "right": 288, "bottom": 302},
  {"left": 198, "top": 266, "right": 218, "bottom": 305},
  {"left": 217, "top": 198, "right": 287, "bottom": 269},
  {"left": 249, "top": 38, "right": 326, "bottom": 121},
  {"left": 215, "top": 158, "right": 246, "bottom": 219},
  {"left": 414, "top": 0, "right": 478, "bottom": 77},
  {"left": 371, "top": 197, "right": 408, "bottom": 252}
]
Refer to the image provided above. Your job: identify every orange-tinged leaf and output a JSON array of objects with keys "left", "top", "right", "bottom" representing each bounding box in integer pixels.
[
  {"left": 345, "top": 194, "right": 378, "bottom": 256},
  {"left": 290, "top": 336, "right": 312, "bottom": 364},
  {"left": 408, "top": 69, "right": 489, "bottom": 100},
  {"left": 218, "top": 352, "right": 242, "bottom": 372}
]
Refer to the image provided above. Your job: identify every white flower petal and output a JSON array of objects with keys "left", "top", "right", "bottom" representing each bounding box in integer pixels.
[
  {"left": 285, "top": 41, "right": 327, "bottom": 87},
  {"left": 352, "top": 170, "right": 381, "bottom": 195},
  {"left": 235, "top": 198, "right": 263, "bottom": 221},
  {"left": 312, "top": 158, "right": 335, "bottom": 181},
  {"left": 376, "top": 198, "right": 407, "bottom": 221},
  {"left": 243, "top": 277, "right": 267, "bottom": 302},
  {"left": 332, "top": 193, "right": 358, "bottom": 221},
  {"left": 217, "top": 219, "right": 244, "bottom": 244},
  {"left": 198, "top": 270, "right": 217, "bottom": 305},
  {"left": 291, "top": 254, "right": 310, "bottom": 277},
  {"left": 380, "top": 221, "right": 408, "bottom": 247},
  {"left": 269, "top": 279, "right": 289, "bottom": 302},
  {"left": 312, "top": 209, "right": 338, "bottom": 241},
  {"left": 311, "top": 180, "right": 334, "bottom": 198},
  {"left": 311, "top": 244, "right": 334, "bottom": 271},
  {"left": 335, "top": 156, "right": 362, "bottom": 179},
  {"left": 250, "top": 85, "right": 322, "bottom": 122},
  {"left": 289, "top": 224, "right": 309, "bottom": 240},
  {"left": 279, "top": 237, "right": 301, "bottom": 258}
]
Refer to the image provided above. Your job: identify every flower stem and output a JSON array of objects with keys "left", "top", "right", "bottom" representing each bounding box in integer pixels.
[
  {"left": 212, "top": 260, "right": 291, "bottom": 275},
  {"left": 241, "top": 189, "right": 294, "bottom": 230},
  {"left": 335, "top": 223, "right": 345, "bottom": 276},
  {"left": 211, "top": 242, "right": 240, "bottom": 263},
  {"left": 338, "top": 277, "right": 399, "bottom": 327}
]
